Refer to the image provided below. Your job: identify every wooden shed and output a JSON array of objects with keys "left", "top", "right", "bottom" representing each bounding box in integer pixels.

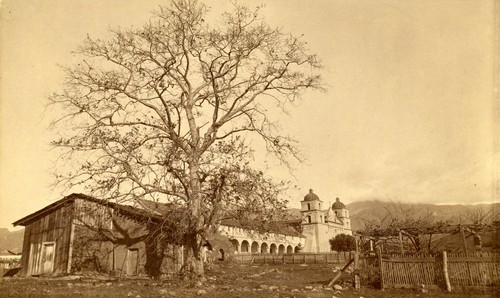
[{"left": 13, "top": 193, "right": 183, "bottom": 276}]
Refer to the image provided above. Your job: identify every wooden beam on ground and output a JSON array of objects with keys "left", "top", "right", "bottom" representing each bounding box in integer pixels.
[{"left": 327, "top": 257, "right": 354, "bottom": 287}]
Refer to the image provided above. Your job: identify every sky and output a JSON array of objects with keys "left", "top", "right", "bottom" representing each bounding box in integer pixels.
[{"left": 0, "top": 0, "right": 497, "bottom": 230}]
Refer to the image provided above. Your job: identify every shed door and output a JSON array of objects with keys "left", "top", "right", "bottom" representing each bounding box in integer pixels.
[
  {"left": 126, "top": 249, "right": 138, "bottom": 276},
  {"left": 42, "top": 243, "right": 55, "bottom": 274}
]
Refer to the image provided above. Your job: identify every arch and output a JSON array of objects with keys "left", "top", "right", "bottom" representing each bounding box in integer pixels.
[
  {"left": 230, "top": 239, "right": 240, "bottom": 254},
  {"left": 241, "top": 240, "right": 249, "bottom": 253},
  {"left": 261, "top": 242, "right": 269, "bottom": 254},
  {"left": 278, "top": 244, "right": 285, "bottom": 254},
  {"left": 270, "top": 243, "right": 277, "bottom": 254},
  {"left": 294, "top": 246, "right": 301, "bottom": 253},
  {"left": 251, "top": 241, "right": 259, "bottom": 253},
  {"left": 286, "top": 245, "right": 293, "bottom": 254}
]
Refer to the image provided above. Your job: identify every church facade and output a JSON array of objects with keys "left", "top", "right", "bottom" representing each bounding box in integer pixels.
[{"left": 300, "top": 189, "right": 352, "bottom": 252}]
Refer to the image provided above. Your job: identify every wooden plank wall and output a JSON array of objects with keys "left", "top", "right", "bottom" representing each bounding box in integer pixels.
[
  {"left": 20, "top": 199, "right": 185, "bottom": 276},
  {"left": 160, "top": 244, "right": 184, "bottom": 274},
  {"left": 20, "top": 202, "right": 74, "bottom": 276}
]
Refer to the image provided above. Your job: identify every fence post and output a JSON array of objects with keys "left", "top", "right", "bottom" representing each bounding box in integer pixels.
[
  {"left": 442, "top": 251, "right": 451, "bottom": 292},
  {"left": 354, "top": 252, "right": 361, "bottom": 289},
  {"left": 377, "top": 246, "right": 384, "bottom": 290},
  {"left": 399, "top": 230, "right": 405, "bottom": 255},
  {"left": 460, "top": 226, "right": 468, "bottom": 254}
]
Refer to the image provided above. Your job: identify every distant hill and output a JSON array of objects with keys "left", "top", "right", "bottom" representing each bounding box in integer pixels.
[
  {"left": 285, "top": 200, "right": 499, "bottom": 232},
  {"left": 0, "top": 228, "right": 24, "bottom": 255}
]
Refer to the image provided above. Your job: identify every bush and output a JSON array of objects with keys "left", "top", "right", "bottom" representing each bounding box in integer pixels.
[{"left": 329, "top": 234, "right": 356, "bottom": 252}]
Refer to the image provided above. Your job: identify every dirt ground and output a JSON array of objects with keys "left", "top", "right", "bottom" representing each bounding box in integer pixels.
[{"left": 0, "top": 263, "right": 497, "bottom": 297}]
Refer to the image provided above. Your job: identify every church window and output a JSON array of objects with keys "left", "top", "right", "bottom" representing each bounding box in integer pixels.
[
  {"left": 320, "top": 215, "right": 323, "bottom": 223},
  {"left": 307, "top": 203, "right": 310, "bottom": 210},
  {"left": 307, "top": 215, "right": 311, "bottom": 223}
]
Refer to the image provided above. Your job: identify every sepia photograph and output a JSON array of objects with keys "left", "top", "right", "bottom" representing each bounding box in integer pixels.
[{"left": 0, "top": 0, "right": 498, "bottom": 296}]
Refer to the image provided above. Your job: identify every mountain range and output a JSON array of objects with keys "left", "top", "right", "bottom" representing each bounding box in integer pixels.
[
  {"left": 0, "top": 228, "right": 23, "bottom": 255},
  {"left": 286, "top": 200, "right": 499, "bottom": 231}
]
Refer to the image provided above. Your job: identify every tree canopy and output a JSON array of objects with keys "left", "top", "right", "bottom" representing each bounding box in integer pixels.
[{"left": 49, "top": 0, "right": 322, "bottom": 277}]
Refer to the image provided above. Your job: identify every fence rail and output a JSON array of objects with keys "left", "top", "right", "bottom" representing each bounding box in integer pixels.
[
  {"left": 380, "top": 252, "right": 500, "bottom": 289},
  {"left": 232, "top": 251, "right": 354, "bottom": 265}
]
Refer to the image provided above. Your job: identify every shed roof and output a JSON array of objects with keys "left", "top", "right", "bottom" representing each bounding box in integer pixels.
[{"left": 12, "top": 193, "right": 164, "bottom": 227}]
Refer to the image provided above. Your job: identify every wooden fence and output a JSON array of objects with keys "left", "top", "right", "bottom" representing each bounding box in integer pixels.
[
  {"left": 0, "top": 256, "right": 21, "bottom": 278},
  {"left": 232, "top": 251, "right": 353, "bottom": 265},
  {"left": 380, "top": 252, "right": 500, "bottom": 290},
  {"left": 0, "top": 256, "right": 21, "bottom": 270},
  {"left": 446, "top": 252, "right": 500, "bottom": 288}
]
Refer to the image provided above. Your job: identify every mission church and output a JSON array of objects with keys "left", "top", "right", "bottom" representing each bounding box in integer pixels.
[{"left": 218, "top": 189, "right": 352, "bottom": 254}]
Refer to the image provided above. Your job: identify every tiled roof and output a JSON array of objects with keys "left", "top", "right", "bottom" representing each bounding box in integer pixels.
[{"left": 220, "top": 218, "right": 304, "bottom": 237}]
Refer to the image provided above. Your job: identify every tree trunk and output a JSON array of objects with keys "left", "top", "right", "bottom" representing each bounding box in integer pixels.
[
  {"left": 183, "top": 232, "right": 204, "bottom": 278},
  {"left": 183, "top": 157, "right": 205, "bottom": 278}
]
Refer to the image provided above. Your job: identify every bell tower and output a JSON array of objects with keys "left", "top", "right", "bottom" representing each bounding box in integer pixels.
[
  {"left": 300, "top": 189, "right": 324, "bottom": 224},
  {"left": 332, "top": 197, "right": 351, "bottom": 232},
  {"left": 300, "top": 189, "right": 327, "bottom": 252}
]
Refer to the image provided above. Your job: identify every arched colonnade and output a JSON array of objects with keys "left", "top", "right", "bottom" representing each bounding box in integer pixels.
[{"left": 229, "top": 239, "right": 301, "bottom": 254}]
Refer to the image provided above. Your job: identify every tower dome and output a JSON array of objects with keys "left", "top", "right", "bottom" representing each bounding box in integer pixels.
[
  {"left": 303, "top": 189, "right": 320, "bottom": 201},
  {"left": 332, "top": 197, "right": 345, "bottom": 209}
]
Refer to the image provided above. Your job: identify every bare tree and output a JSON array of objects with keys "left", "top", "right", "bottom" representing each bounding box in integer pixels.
[
  {"left": 358, "top": 201, "right": 450, "bottom": 253},
  {"left": 49, "top": 0, "right": 322, "bottom": 278},
  {"left": 462, "top": 205, "right": 498, "bottom": 225}
]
